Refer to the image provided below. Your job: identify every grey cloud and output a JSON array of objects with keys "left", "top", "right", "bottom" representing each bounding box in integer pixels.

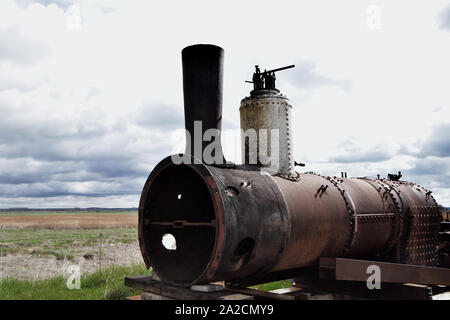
[
  {"left": 0, "top": 194, "right": 140, "bottom": 208},
  {"left": 15, "top": 1, "right": 116, "bottom": 15},
  {"left": 396, "top": 123, "right": 450, "bottom": 159},
  {"left": 0, "top": 182, "right": 138, "bottom": 198},
  {"left": 0, "top": 131, "right": 137, "bottom": 162},
  {"left": 134, "top": 101, "right": 236, "bottom": 131},
  {"left": 285, "top": 61, "right": 352, "bottom": 92},
  {"left": 222, "top": 118, "right": 239, "bottom": 130},
  {"left": 0, "top": 102, "right": 116, "bottom": 152},
  {"left": 0, "top": 26, "right": 49, "bottom": 66},
  {"left": 329, "top": 141, "right": 392, "bottom": 163},
  {"left": 85, "top": 87, "right": 101, "bottom": 101},
  {"left": 330, "top": 149, "right": 392, "bottom": 163},
  {"left": 433, "top": 106, "right": 445, "bottom": 113},
  {"left": 15, "top": 0, "right": 73, "bottom": 10},
  {"left": 328, "top": 123, "right": 450, "bottom": 168},
  {"left": 419, "top": 123, "right": 450, "bottom": 157},
  {"left": 325, "top": 127, "right": 450, "bottom": 204},
  {"left": 399, "top": 123, "right": 450, "bottom": 195},
  {"left": 0, "top": 99, "right": 177, "bottom": 200},
  {"left": 407, "top": 157, "right": 449, "bottom": 177},
  {"left": 0, "top": 75, "right": 40, "bottom": 92},
  {"left": 437, "top": 4, "right": 450, "bottom": 30},
  {"left": 0, "top": 156, "right": 153, "bottom": 198},
  {"left": 134, "top": 103, "right": 184, "bottom": 130},
  {"left": 84, "top": 160, "right": 148, "bottom": 179},
  {"left": 101, "top": 7, "right": 115, "bottom": 14},
  {"left": 0, "top": 159, "right": 92, "bottom": 185},
  {"left": 404, "top": 157, "right": 450, "bottom": 190}
]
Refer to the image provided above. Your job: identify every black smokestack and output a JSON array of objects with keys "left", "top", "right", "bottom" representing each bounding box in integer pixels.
[{"left": 182, "top": 44, "right": 225, "bottom": 164}]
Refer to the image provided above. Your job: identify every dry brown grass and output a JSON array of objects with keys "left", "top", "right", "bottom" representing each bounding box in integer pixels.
[{"left": 0, "top": 214, "right": 137, "bottom": 229}]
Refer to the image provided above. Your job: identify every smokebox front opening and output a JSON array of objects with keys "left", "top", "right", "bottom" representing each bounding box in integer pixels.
[{"left": 142, "top": 164, "right": 217, "bottom": 284}]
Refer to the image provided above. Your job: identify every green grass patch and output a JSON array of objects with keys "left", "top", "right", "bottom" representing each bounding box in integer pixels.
[
  {"left": 0, "top": 228, "right": 138, "bottom": 256},
  {"left": 0, "top": 263, "right": 151, "bottom": 300},
  {"left": 252, "top": 279, "right": 292, "bottom": 291},
  {"left": 0, "top": 261, "right": 291, "bottom": 299}
]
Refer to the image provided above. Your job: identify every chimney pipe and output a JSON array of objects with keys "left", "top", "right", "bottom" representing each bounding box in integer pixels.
[{"left": 182, "top": 44, "right": 225, "bottom": 164}]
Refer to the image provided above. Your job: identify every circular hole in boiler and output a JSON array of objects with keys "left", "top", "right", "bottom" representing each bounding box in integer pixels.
[
  {"left": 225, "top": 186, "right": 239, "bottom": 197},
  {"left": 177, "top": 194, "right": 182, "bottom": 200},
  {"left": 234, "top": 238, "right": 254, "bottom": 256},
  {"left": 162, "top": 233, "right": 177, "bottom": 250}
]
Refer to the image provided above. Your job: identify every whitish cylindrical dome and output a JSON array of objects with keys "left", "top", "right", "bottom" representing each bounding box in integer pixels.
[{"left": 240, "top": 89, "right": 294, "bottom": 175}]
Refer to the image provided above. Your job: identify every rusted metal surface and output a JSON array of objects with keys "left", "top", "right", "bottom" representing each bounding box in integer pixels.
[
  {"left": 138, "top": 157, "right": 224, "bottom": 286},
  {"left": 319, "top": 257, "right": 450, "bottom": 286},
  {"left": 137, "top": 44, "right": 444, "bottom": 288},
  {"left": 139, "top": 156, "right": 290, "bottom": 286},
  {"left": 139, "top": 158, "right": 442, "bottom": 286},
  {"left": 439, "top": 208, "right": 450, "bottom": 268},
  {"left": 293, "top": 275, "right": 433, "bottom": 300},
  {"left": 383, "top": 180, "right": 441, "bottom": 266}
]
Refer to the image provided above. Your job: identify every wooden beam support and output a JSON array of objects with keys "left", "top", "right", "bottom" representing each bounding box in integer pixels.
[{"left": 319, "top": 257, "right": 450, "bottom": 286}]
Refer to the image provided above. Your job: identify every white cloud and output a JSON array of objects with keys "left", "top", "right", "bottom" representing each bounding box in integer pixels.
[
  {"left": 437, "top": 4, "right": 450, "bottom": 30},
  {"left": 0, "top": 26, "right": 49, "bottom": 66},
  {"left": 0, "top": 0, "right": 449, "bottom": 207},
  {"left": 15, "top": 0, "right": 74, "bottom": 10}
]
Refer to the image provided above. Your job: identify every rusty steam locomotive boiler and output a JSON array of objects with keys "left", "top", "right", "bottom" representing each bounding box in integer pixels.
[{"left": 138, "top": 44, "right": 442, "bottom": 287}]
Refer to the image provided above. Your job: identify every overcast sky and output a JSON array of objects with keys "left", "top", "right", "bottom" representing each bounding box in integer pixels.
[{"left": 0, "top": 0, "right": 449, "bottom": 208}]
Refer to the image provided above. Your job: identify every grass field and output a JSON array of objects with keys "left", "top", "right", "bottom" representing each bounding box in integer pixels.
[
  {"left": 0, "top": 263, "right": 151, "bottom": 300},
  {"left": 0, "top": 209, "right": 290, "bottom": 299},
  {"left": 0, "top": 262, "right": 290, "bottom": 300},
  {"left": 0, "top": 210, "right": 137, "bottom": 216},
  {"left": 0, "top": 211, "right": 137, "bottom": 229},
  {"left": 0, "top": 225, "right": 142, "bottom": 281},
  {"left": 0, "top": 228, "right": 138, "bottom": 258}
]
